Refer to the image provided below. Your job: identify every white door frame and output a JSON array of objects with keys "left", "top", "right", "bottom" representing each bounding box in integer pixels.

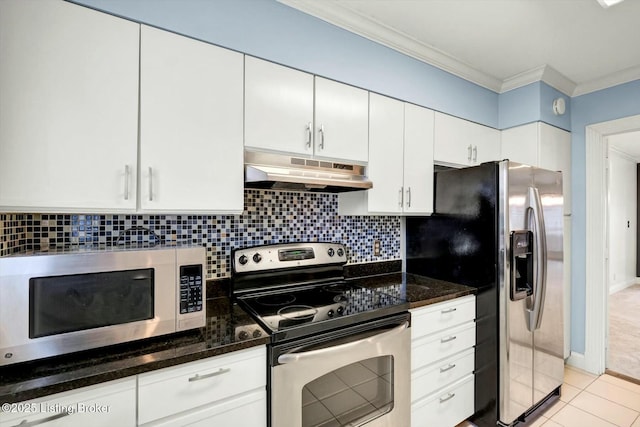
[{"left": 583, "top": 114, "right": 640, "bottom": 374}]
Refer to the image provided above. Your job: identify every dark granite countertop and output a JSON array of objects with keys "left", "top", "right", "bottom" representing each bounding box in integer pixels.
[
  {"left": 0, "top": 292, "right": 268, "bottom": 404},
  {"left": 347, "top": 271, "right": 475, "bottom": 309}
]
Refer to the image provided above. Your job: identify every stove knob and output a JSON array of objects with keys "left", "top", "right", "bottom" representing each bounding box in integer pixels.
[
  {"left": 238, "top": 254, "right": 248, "bottom": 265},
  {"left": 252, "top": 329, "right": 262, "bottom": 338},
  {"left": 238, "top": 330, "right": 249, "bottom": 340},
  {"left": 327, "top": 248, "right": 335, "bottom": 257},
  {"left": 327, "top": 309, "right": 334, "bottom": 318},
  {"left": 337, "top": 248, "right": 345, "bottom": 257},
  {"left": 253, "top": 253, "right": 262, "bottom": 263},
  {"left": 336, "top": 306, "right": 344, "bottom": 315}
]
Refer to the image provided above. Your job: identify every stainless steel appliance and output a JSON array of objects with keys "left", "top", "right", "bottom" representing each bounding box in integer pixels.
[
  {"left": 0, "top": 245, "right": 206, "bottom": 366},
  {"left": 244, "top": 150, "right": 373, "bottom": 192},
  {"left": 406, "top": 161, "right": 564, "bottom": 426},
  {"left": 231, "top": 242, "right": 410, "bottom": 427}
]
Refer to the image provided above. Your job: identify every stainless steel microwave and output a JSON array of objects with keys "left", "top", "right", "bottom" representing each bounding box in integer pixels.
[{"left": 0, "top": 245, "right": 206, "bottom": 366}]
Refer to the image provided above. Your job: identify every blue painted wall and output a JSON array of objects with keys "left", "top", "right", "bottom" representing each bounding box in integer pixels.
[
  {"left": 500, "top": 82, "right": 571, "bottom": 131},
  {"left": 570, "top": 80, "right": 640, "bottom": 353},
  {"left": 72, "top": 0, "right": 499, "bottom": 127}
]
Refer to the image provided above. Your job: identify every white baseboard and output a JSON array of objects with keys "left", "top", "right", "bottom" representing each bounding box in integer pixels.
[
  {"left": 566, "top": 352, "right": 587, "bottom": 371},
  {"left": 610, "top": 279, "right": 638, "bottom": 295}
]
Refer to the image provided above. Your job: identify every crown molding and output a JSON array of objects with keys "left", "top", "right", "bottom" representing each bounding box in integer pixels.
[
  {"left": 278, "top": 0, "right": 639, "bottom": 98},
  {"left": 278, "top": 0, "right": 503, "bottom": 92},
  {"left": 573, "top": 65, "right": 640, "bottom": 97}
]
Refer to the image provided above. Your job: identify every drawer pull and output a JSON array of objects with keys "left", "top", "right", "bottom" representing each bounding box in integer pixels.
[
  {"left": 441, "top": 307, "right": 457, "bottom": 314},
  {"left": 439, "top": 392, "right": 456, "bottom": 403},
  {"left": 439, "top": 363, "right": 456, "bottom": 373},
  {"left": 11, "top": 411, "right": 70, "bottom": 427},
  {"left": 440, "top": 335, "right": 457, "bottom": 343},
  {"left": 188, "top": 367, "right": 231, "bottom": 382}
]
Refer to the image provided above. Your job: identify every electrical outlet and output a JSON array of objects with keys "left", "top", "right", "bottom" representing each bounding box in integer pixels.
[{"left": 373, "top": 239, "right": 381, "bottom": 256}]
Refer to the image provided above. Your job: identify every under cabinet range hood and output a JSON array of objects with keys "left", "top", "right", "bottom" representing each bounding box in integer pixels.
[{"left": 244, "top": 151, "right": 372, "bottom": 192}]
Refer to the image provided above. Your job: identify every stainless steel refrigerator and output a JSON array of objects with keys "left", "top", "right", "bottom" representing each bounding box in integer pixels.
[{"left": 406, "top": 160, "right": 564, "bottom": 426}]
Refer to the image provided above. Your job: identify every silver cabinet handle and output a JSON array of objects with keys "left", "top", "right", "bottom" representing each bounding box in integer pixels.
[
  {"left": 188, "top": 367, "right": 231, "bottom": 382},
  {"left": 472, "top": 145, "right": 478, "bottom": 162},
  {"left": 148, "top": 167, "right": 153, "bottom": 202},
  {"left": 467, "top": 144, "right": 472, "bottom": 161},
  {"left": 306, "top": 122, "right": 312, "bottom": 149},
  {"left": 440, "top": 363, "right": 456, "bottom": 373},
  {"left": 398, "top": 187, "right": 404, "bottom": 208},
  {"left": 439, "top": 392, "right": 456, "bottom": 403},
  {"left": 10, "top": 411, "right": 70, "bottom": 427},
  {"left": 440, "top": 335, "right": 457, "bottom": 343},
  {"left": 406, "top": 187, "right": 411, "bottom": 208},
  {"left": 318, "top": 124, "right": 325, "bottom": 150},
  {"left": 441, "top": 307, "right": 457, "bottom": 314},
  {"left": 124, "top": 165, "right": 130, "bottom": 201}
]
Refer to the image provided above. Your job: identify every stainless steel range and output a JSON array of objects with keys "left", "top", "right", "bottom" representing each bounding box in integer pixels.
[{"left": 231, "top": 242, "right": 410, "bottom": 427}]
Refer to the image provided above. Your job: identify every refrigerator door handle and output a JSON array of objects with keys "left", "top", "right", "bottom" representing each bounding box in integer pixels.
[{"left": 527, "top": 186, "right": 548, "bottom": 331}]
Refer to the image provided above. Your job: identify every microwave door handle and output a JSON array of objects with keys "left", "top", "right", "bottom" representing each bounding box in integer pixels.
[
  {"left": 527, "top": 186, "right": 548, "bottom": 331},
  {"left": 277, "top": 321, "right": 408, "bottom": 365}
]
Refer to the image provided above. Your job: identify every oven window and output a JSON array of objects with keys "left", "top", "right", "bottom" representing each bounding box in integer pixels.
[
  {"left": 302, "top": 356, "right": 394, "bottom": 426},
  {"left": 29, "top": 269, "right": 154, "bottom": 338}
]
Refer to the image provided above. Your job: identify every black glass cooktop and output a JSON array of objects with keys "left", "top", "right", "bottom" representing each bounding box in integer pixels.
[{"left": 236, "top": 281, "right": 408, "bottom": 343}]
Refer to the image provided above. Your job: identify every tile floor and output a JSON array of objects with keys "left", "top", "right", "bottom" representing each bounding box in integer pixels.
[
  {"left": 530, "top": 365, "right": 640, "bottom": 427},
  {"left": 458, "top": 365, "right": 640, "bottom": 427}
]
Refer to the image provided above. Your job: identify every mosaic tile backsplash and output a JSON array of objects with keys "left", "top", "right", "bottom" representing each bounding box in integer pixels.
[{"left": 0, "top": 190, "right": 401, "bottom": 279}]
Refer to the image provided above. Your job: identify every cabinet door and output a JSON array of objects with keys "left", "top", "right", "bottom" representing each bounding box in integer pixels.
[
  {"left": 434, "top": 112, "right": 500, "bottom": 167},
  {"left": 0, "top": 0, "right": 139, "bottom": 212},
  {"left": 139, "top": 26, "right": 243, "bottom": 213},
  {"left": 473, "top": 125, "right": 501, "bottom": 164},
  {"left": 434, "top": 112, "right": 474, "bottom": 167},
  {"left": 501, "top": 123, "right": 539, "bottom": 166},
  {"left": 538, "top": 123, "right": 571, "bottom": 215},
  {"left": 0, "top": 378, "right": 136, "bottom": 427},
  {"left": 366, "top": 93, "right": 405, "bottom": 213},
  {"left": 245, "top": 57, "right": 314, "bottom": 156},
  {"left": 314, "top": 77, "right": 369, "bottom": 163},
  {"left": 404, "top": 104, "right": 434, "bottom": 214}
]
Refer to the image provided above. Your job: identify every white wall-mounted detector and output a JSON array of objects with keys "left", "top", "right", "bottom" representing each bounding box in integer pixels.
[{"left": 552, "top": 98, "right": 566, "bottom": 116}]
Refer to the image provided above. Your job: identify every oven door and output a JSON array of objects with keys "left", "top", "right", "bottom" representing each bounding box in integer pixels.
[{"left": 270, "top": 313, "right": 410, "bottom": 427}]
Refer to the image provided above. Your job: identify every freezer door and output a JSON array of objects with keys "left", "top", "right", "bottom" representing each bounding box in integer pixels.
[
  {"left": 499, "top": 162, "right": 535, "bottom": 424},
  {"left": 532, "top": 167, "right": 564, "bottom": 404}
]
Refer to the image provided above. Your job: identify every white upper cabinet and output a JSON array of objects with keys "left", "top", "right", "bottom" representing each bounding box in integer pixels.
[
  {"left": 244, "top": 58, "right": 368, "bottom": 164},
  {"left": 314, "top": 77, "right": 369, "bottom": 163},
  {"left": 0, "top": 0, "right": 139, "bottom": 212},
  {"left": 340, "top": 94, "right": 433, "bottom": 215},
  {"left": 244, "top": 56, "right": 314, "bottom": 156},
  {"left": 502, "top": 122, "right": 571, "bottom": 214},
  {"left": 434, "top": 112, "right": 501, "bottom": 167},
  {"left": 139, "top": 26, "right": 244, "bottom": 213}
]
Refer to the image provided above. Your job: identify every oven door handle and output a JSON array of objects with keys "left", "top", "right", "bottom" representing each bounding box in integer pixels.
[{"left": 277, "top": 321, "right": 409, "bottom": 365}]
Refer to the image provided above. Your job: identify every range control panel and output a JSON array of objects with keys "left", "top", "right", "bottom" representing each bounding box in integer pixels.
[
  {"left": 179, "top": 264, "right": 203, "bottom": 313},
  {"left": 233, "top": 242, "right": 347, "bottom": 274}
]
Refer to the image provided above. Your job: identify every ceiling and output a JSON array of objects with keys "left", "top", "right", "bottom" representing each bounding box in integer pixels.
[
  {"left": 610, "top": 131, "right": 640, "bottom": 161},
  {"left": 278, "top": 0, "right": 640, "bottom": 96}
]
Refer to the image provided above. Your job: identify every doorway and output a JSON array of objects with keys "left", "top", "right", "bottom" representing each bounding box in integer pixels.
[
  {"left": 606, "top": 134, "right": 640, "bottom": 381},
  {"left": 582, "top": 115, "right": 640, "bottom": 376}
]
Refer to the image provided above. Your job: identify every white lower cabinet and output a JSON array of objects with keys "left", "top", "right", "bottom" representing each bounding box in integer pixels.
[
  {"left": 0, "top": 378, "right": 136, "bottom": 427},
  {"left": 410, "top": 295, "right": 476, "bottom": 427},
  {"left": 137, "top": 346, "right": 266, "bottom": 427}
]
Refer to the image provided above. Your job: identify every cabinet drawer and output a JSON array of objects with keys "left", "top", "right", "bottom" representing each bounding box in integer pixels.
[
  {"left": 0, "top": 378, "right": 136, "bottom": 427},
  {"left": 411, "top": 323, "right": 475, "bottom": 370},
  {"left": 411, "top": 375, "right": 474, "bottom": 427},
  {"left": 412, "top": 348, "right": 474, "bottom": 403},
  {"left": 139, "top": 389, "right": 266, "bottom": 427},
  {"left": 411, "top": 296, "right": 475, "bottom": 340},
  {"left": 138, "top": 346, "right": 266, "bottom": 425}
]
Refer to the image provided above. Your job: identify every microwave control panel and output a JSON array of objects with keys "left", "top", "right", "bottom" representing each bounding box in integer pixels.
[{"left": 179, "top": 264, "right": 203, "bottom": 313}]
